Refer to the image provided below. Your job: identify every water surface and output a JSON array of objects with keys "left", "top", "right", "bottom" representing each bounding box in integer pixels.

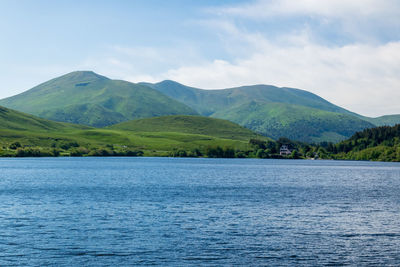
[{"left": 1, "top": 157, "right": 400, "bottom": 266}]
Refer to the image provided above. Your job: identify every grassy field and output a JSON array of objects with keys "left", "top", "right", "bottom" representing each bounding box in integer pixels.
[{"left": 108, "top": 115, "right": 263, "bottom": 141}]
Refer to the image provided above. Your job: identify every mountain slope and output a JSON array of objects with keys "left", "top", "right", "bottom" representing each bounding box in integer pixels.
[
  {"left": 143, "top": 80, "right": 378, "bottom": 142},
  {"left": 108, "top": 115, "right": 265, "bottom": 141},
  {"left": 0, "top": 105, "right": 89, "bottom": 132},
  {"left": 142, "top": 80, "right": 356, "bottom": 116},
  {"left": 0, "top": 105, "right": 95, "bottom": 149},
  {"left": 211, "top": 101, "right": 375, "bottom": 143},
  {"left": 0, "top": 71, "right": 197, "bottom": 127}
]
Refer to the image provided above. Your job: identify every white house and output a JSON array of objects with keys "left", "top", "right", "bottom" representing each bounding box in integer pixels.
[{"left": 280, "top": 145, "right": 291, "bottom": 156}]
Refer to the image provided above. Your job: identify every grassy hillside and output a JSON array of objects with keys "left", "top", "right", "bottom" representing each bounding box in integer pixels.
[
  {"left": 0, "top": 105, "right": 94, "bottom": 149},
  {"left": 108, "top": 115, "right": 265, "bottom": 141},
  {"left": 144, "top": 80, "right": 400, "bottom": 142},
  {"left": 0, "top": 106, "right": 89, "bottom": 132},
  {"left": 143, "top": 80, "right": 356, "bottom": 116},
  {"left": 0, "top": 106, "right": 258, "bottom": 157},
  {"left": 211, "top": 101, "right": 375, "bottom": 143},
  {"left": 143, "top": 80, "right": 381, "bottom": 142},
  {"left": 0, "top": 71, "right": 197, "bottom": 127}
]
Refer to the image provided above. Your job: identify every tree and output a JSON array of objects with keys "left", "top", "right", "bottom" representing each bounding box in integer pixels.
[
  {"left": 9, "top": 142, "right": 21, "bottom": 150},
  {"left": 291, "top": 150, "right": 300, "bottom": 159},
  {"left": 256, "top": 149, "right": 268, "bottom": 158},
  {"left": 223, "top": 147, "right": 235, "bottom": 158},
  {"left": 249, "top": 139, "right": 266, "bottom": 149}
]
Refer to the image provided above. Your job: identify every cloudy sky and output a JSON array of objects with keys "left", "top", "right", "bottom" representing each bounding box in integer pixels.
[{"left": 1, "top": 0, "right": 399, "bottom": 116}]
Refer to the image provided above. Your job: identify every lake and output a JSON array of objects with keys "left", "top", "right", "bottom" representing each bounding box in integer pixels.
[{"left": 0, "top": 157, "right": 400, "bottom": 266}]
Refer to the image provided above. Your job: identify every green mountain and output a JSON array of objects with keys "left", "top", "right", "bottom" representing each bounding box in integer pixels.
[
  {"left": 0, "top": 71, "right": 197, "bottom": 127},
  {"left": 108, "top": 115, "right": 265, "bottom": 141},
  {"left": 143, "top": 80, "right": 378, "bottom": 142}
]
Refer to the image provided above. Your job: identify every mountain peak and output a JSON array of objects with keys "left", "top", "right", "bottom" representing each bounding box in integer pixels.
[
  {"left": 157, "top": 80, "right": 184, "bottom": 86},
  {"left": 59, "top": 71, "right": 110, "bottom": 82}
]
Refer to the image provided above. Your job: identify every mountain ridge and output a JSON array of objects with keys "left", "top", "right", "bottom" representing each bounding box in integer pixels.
[
  {"left": 141, "top": 80, "right": 358, "bottom": 116},
  {"left": 143, "top": 79, "right": 398, "bottom": 142}
]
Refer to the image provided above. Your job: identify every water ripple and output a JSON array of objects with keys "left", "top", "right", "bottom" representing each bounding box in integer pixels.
[{"left": 0, "top": 157, "right": 399, "bottom": 266}]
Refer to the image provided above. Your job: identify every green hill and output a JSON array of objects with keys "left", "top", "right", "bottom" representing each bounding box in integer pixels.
[
  {"left": 0, "top": 105, "right": 93, "bottom": 149},
  {"left": 0, "top": 105, "right": 89, "bottom": 132},
  {"left": 108, "top": 115, "right": 264, "bottom": 141},
  {"left": 0, "top": 106, "right": 259, "bottom": 157},
  {"left": 0, "top": 71, "right": 197, "bottom": 127},
  {"left": 210, "top": 101, "right": 375, "bottom": 143}
]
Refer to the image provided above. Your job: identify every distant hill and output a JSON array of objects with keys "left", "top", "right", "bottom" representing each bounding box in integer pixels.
[
  {"left": 210, "top": 101, "right": 375, "bottom": 143},
  {"left": 0, "top": 71, "right": 197, "bottom": 127},
  {"left": 108, "top": 115, "right": 265, "bottom": 141},
  {"left": 333, "top": 124, "right": 400, "bottom": 161},
  {"left": 143, "top": 80, "right": 382, "bottom": 142},
  {"left": 361, "top": 114, "right": 400, "bottom": 127}
]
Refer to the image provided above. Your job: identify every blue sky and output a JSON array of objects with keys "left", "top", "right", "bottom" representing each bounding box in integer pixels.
[{"left": 1, "top": 0, "right": 399, "bottom": 116}]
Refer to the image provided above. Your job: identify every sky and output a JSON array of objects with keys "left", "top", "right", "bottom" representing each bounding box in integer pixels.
[{"left": 0, "top": 0, "right": 399, "bottom": 117}]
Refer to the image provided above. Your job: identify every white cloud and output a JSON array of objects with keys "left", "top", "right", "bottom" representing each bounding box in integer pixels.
[
  {"left": 70, "top": 1, "right": 400, "bottom": 117},
  {"left": 160, "top": 30, "right": 400, "bottom": 117},
  {"left": 217, "top": 0, "right": 400, "bottom": 20},
  {"left": 213, "top": 0, "right": 400, "bottom": 44},
  {"left": 77, "top": 44, "right": 208, "bottom": 84},
  {"left": 79, "top": 26, "right": 400, "bottom": 117},
  {"left": 155, "top": 1, "right": 400, "bottom": 117}
]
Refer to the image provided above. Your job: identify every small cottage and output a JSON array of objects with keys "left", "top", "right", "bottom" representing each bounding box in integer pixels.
[{"left": 280, "top": 145, "right": 291, "bottom": 156}]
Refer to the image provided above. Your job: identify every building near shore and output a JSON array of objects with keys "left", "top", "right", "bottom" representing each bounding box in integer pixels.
[{"left": 280, "top": 145, "right": 291, "bottom": 156}]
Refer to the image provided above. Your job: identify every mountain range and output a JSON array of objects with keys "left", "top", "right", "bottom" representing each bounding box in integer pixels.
[
  {"left": 143, "top": 80, "right": 386, "bottom": 142},
  {"left": 1, "top": 71, "right": 399, "bottom": 142}
]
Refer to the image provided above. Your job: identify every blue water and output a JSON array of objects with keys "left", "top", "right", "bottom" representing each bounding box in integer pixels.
[{"left": 1, "top": 158, "right": 400, "bottom": 266}]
